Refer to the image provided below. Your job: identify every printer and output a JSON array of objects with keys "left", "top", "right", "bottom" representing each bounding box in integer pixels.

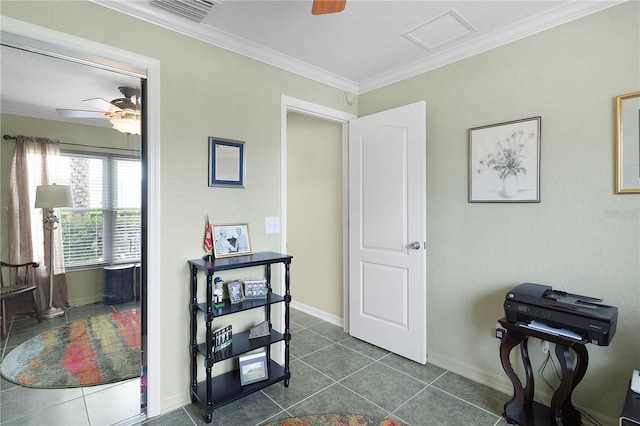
[{"left": 503, "top": 283, "right": 618, "bottom": 346}]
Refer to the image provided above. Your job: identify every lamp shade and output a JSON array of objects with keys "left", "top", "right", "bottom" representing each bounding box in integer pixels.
[{"left": 35, "top": 184, "right": 73, "bottom": 208}]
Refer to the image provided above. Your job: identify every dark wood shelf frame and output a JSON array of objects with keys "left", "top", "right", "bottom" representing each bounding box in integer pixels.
[
  {"left": 498, "top": 318, "right": 587, "bottom": 426},
  {"left": 189, "top": 252, "right": 292, "bottom": 423}
]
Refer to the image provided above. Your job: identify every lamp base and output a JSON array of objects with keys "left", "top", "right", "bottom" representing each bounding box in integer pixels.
[{"left": 41, "top": 306, "right": 65, "bottom": 319}]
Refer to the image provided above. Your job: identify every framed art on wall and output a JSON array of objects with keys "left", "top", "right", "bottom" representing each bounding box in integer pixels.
[
  {"left": 615, "top": 91, "right": 640, "bottom": 193},
  {"left": 469, "top": 116, "right": 541, "bottom": 203},
  {"left": 212, "top": 223, "right": 251, "bottom": 258},
  {"left": 208, "top": 137, "right": 246, "bottom": 188}
]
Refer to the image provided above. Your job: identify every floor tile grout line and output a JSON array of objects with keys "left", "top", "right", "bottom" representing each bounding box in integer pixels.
[
  {"left": 429, "top": 381, "right": 504, "bottom": 420},
  {"left": 181, "top": 406, "right": 198, "bottom": 425},
  {"left": 293, "top": 355, "right": 341, "bottom": 384},
  {"left": 332, "top": 380, "right": 397, "bottom": 420},
  {"left": 386, "top": 383, "right": 430, "bottom": 423}
]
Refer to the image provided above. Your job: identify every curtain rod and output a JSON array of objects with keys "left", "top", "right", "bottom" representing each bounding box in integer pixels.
[{"left": 3, "top": 134, "right": 140, "bottom": 153}]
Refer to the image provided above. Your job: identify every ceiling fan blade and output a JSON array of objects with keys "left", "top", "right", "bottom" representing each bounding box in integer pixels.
[
  {"left": 83, "top": 97, "right": 122, "bottom": 113},
  {"left": 312, "top": 0, "right": 346, "bottom": 15},
  {"left": 56, "top": 109, "right": 109, "bottom": 119}
]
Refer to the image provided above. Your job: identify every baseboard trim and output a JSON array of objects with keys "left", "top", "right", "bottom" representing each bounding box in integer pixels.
[{"left": 290, "top": 301, "right": 343, "bottom": 328}]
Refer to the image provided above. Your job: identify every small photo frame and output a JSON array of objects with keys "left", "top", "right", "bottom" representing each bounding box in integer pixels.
[
  {"left": 243, "top": 279, "right": 268, "bottom": 300},
  {"left": 227, "top": 280, "right": 244, "bottom": 304},
  {"left": 469, "top": 116, "right": 541, "bottom": 203},
  {"left": 212, "top": 223, "right": 252, "bottom": 258},
  {"left": 208, "top": 137, "right": 245, "bottom": 188},
  {"left": 239, "top": 349, "right": 268, "bottom": 386}
]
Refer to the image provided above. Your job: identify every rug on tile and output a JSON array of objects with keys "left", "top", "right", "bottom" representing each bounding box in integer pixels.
[
  {"left": 262, "top": 413, "right": 406, "bottom": 426},
  {"left": 0, "top": 308, "right": 140, "bottom": 388}
]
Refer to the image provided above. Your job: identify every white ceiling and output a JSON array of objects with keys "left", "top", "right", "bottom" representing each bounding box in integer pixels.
[
  {"left": 0, "top": 0, "right": 626, "bottom": 129},
  {"left": 92, "top": 0, "right": 625, "bottom": 92}
]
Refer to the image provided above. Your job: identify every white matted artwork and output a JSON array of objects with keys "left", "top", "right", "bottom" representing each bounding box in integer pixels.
[{"left": 469, "top": 116, "right": 541, "bottom": 203}]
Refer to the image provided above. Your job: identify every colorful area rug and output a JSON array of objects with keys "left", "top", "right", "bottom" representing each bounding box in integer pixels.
[
  {"left": 263, "top": 414, "right": 406, "bottom": 426},
  {"left": 0, "top": 309, "right": 140, "bottom": 388}
]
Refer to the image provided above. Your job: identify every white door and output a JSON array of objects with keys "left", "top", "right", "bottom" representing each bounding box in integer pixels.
[{"left": 348, "top": 101, "right": 427, "bottom": 364}]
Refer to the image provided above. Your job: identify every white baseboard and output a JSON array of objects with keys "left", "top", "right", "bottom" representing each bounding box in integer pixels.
[{"left": 290, "top": 301, "right": 343, "bottom": 328}]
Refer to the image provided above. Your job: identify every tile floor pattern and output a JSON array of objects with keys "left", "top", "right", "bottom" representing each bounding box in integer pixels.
[{"left": 2, "top": 306, "right": 511, "bottom": 426}]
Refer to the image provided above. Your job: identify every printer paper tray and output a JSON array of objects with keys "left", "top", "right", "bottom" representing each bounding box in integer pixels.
[{"left": 524, "top": 320, "right": 584, "bottom": 341}]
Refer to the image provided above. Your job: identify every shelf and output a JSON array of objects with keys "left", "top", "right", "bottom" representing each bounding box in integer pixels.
[
  {"left": 196, "top": 293, "right": 284, "bottom": 318},
  {"left": 189, "top": 251, "right": 292, "bottom": 423},
  {"left": 198, "top": 329, "right": 284, "bottom": 363},
  {"left": 192, "top": 360, "right": 285, "bottom": 409},
  {"left": 189, "top": 252, "right": 292, "bottom": 274}
]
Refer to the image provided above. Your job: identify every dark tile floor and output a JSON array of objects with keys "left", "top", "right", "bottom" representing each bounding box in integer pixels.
[
  {"left": 1, "top": 305, "right": 510, "bottom": 426},
  {"left": 144, "top": 309, "right": 510, "bottom": 426}
]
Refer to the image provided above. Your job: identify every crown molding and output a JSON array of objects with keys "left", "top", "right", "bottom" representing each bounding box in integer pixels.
[
  {"left": 89, "top": 0, "right": 626, "bottom": 95},
  {"left": 88, "top": 0, "right": 359, "bottom": 93},
  {"left": 358, "top": 0, "right": 628, "bottom": 93}
]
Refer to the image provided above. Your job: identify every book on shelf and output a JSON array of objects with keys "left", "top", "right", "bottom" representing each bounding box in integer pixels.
[{"left": 212, "top": 325, "right": 232, "bottom": 353}]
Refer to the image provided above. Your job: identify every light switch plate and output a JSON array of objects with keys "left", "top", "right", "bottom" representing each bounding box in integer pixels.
[{"left": 265, "top": 216, "right": 280, "bottom": 234}]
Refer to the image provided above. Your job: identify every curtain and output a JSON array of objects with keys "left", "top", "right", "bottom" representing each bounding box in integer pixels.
[{"left": 8, "top": 136, "right": 69, "bottom": 311}]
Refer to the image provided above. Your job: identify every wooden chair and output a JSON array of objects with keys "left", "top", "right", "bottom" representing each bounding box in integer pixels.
[{"left": 0, "top": 261, "right": 42, "bottom": 339}]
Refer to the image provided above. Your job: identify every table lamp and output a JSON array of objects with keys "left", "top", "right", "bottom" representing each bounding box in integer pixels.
[{"left": 35, "top": 183, "right": 73, "bottom": 319}]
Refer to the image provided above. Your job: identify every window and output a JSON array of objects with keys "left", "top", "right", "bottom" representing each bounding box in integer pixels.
[{"left": 58, "top": 152, "right": 141, "bottom": 267}]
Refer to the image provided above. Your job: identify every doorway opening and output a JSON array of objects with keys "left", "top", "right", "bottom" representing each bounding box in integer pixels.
[
  {"left": 0, "top": 17, "right": 161, "bottom": 421},
  {"left": 280, "top": 96, "right": 355, "bottom": 330}
]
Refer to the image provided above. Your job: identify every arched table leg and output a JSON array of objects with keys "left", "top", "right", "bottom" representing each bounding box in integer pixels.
[{"left": 500, "top": 330, "right": 526, "bottom": 422}]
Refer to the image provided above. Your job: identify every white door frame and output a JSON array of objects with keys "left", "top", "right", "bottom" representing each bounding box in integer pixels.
[
  {"left": 1, "top": 17, "right": 162, "bottom": 418},
  {"left": 280, "top": 96, "right": 356, "bottom": 329}
]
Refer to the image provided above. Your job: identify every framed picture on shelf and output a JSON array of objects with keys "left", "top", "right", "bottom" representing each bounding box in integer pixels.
[
  {"left": 239, "top": 349, "right": 268, "bottom": 386},
  {"left": 208, "top": 137, "right": 246, "bottom": 188},
  {"left": 243, "top": 279, "right": 268, "bottom": 300},
  {"left": 212, "top": 223, "right": 252, "bottom": 258},
  {"left": 212, "top": 325, "right": 232, "bottom": 353},
  {"left": 227, "top": 280, "right": 244, "bottom": 304},
  {"left": 469, "top": 116, "right": 541, "bottom": 203}
]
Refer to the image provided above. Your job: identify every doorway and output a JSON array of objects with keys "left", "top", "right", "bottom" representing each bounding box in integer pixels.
[
  {"left": 0, "top": 18, "right": 161, "bottom": 421},
  {"left": 280, "top": 96, "right": 355, "bottom": 327}
]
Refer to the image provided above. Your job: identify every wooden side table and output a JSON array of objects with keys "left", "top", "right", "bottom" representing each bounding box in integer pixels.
[{"left": 497, "top": 318, "right": 588, "bottom": 426}]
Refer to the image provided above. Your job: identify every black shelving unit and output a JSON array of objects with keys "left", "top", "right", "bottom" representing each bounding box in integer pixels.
[{"left": 188, "top": 252, "right": 292, "bottom": 423}]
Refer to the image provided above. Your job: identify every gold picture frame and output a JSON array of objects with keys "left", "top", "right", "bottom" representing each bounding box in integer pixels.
[{"left": 615, "top": 91, "right": 640, "bottom": 194}]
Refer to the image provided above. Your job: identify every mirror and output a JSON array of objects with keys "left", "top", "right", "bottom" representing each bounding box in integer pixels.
[{"left": 615, "top": 91, "right": 640, "bottom": 193}]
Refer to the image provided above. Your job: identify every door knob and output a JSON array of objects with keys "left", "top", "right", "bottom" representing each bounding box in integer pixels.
[{"left": 409, "top": 241, "right": 421, "bottom": 250}]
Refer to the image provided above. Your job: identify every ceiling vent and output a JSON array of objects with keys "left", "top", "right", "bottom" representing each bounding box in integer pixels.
[
  {"left": 404, "top": 10, "right": 476, "bottom": 52},
  {"left": 147, "top": 0, "right": 216, "bottom": 22}
]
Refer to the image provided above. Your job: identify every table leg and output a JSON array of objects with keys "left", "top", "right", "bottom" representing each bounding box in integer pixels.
[
  {"left": 562, "top": 344, "right": 588, "bottom": 423},
  {"left": 520, "top": 336, "right": 534, "bottom": 404},
  {"left": 500, "top": 330, "right": 526, "bottom": 421},
  {"left": 551, "top": 343, "right": 582, "bottom": 425}
]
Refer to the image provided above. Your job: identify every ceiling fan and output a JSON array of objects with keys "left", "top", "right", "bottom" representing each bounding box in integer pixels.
[
  {"left": 312, "top": 0, "right": 346, "bottom": 15},
  {"left": 56, "top": 86, "right": 141, "bottom": 135}
]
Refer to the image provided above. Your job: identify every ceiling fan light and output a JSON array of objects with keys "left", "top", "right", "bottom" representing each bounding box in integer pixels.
[{"left": 110, "top": 117, "right": 140, "bottom": 135}]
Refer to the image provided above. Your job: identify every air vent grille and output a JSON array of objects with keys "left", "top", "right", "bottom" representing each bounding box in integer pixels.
[{"left": 147, "top": 0, "right": 215, "bottom": 22}]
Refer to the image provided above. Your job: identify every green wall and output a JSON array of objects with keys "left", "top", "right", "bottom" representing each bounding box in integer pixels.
[
  {"left": 1, "top": 0, "right": 355, "bottom": 414},
  {"left": 1, "top": 0, "right": 638, "bottom": 423},
  {"left": 287, "top": 112, "right": 344, "bottom": 318},
  {"left": 360, "top": 1, "right": 639, "bottom": 421}
]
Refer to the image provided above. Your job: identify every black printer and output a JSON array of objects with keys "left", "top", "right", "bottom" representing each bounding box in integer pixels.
[{"left": 503, "top": 283, "right": 618, "bottom": 346}]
